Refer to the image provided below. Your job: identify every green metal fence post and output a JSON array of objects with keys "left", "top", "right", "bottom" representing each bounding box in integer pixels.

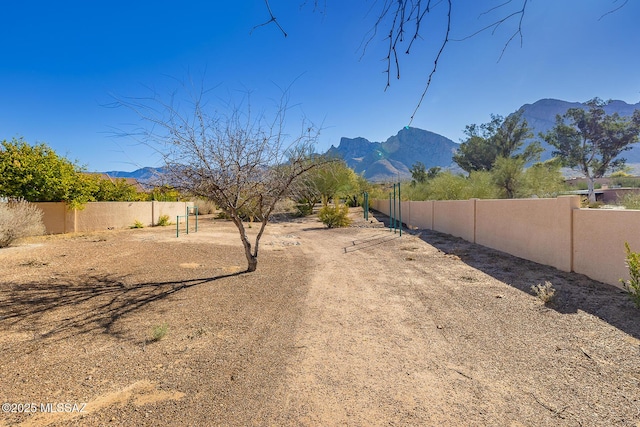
[
  {"left": 176, "top": 216, "right": 179, "bottom": 237},
  {"left": 389, "top": 192, "right": 392, "bottom": 232},
  {"left": 398, "top": 182, "right": 402, "bottom": 237},
  {"left": 364, "top": 192, "right": 369, "bottom": 221},
  {"left": 393, "top": 183, "right": 397, "bottom": 234}
]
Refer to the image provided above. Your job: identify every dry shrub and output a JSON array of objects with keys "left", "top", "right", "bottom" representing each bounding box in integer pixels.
[
  {"left": 531, "top": 281, "right": 556, "bottom": 304},
  {"left": 192, "top": 199, "right": 217, "bottom": 215},
  {"left": 0, "top": 200, "right": 46, "bottom": 248}
]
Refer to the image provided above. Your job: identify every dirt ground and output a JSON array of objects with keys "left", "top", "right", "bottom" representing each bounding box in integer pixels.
[{"left": 0, "top": 208, "right": 639, "bottom": 426}]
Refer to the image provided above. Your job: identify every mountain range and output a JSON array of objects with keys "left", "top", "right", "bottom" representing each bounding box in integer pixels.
[{"left": 104, "top": 98, "right": 640, "bottom": 182}]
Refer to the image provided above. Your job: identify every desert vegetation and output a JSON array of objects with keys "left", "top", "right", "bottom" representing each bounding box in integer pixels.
[{"left": 0, "top": 199, "right": 45, "bottom": 248}]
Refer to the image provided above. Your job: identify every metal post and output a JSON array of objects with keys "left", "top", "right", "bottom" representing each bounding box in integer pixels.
[
  {"left": 364, "top": 192, "right": 369, "bottom": 221},
  {"left": 176, "top": 216, "right": 179, "bottom": 237},
  {"left": 393, "top": 183, "right": 397, "bottom": 234},
  {"left": 398, "top": 182, "right": 402, "bottom": 237},
  {"left": 389, "top": 192, "right": 393, "bottom": 232}
]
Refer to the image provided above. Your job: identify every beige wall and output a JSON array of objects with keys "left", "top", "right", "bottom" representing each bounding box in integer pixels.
[
  {"left": 475, "top": 197, "right": 578, "bottom": 272},
  {"left": 573, "top": 209, "right": 640, "bottom": 287},
  {"left": 74, "top": 202, "right": 155, "bottom": 232},
  {"left": 33, "top": 202, "right": 70, "bottom": 234},
  {"left": 433, "top": 200, "right": 476, "bottom": 242},
  {"left": 404, "top": 201, "right": 433, "bottom": 230},
  {"left": 34, "top": 201, "right": 192, "bottom": 234},
  {"left": 369, "top": 195, "right": 639, "bottom": 289}
]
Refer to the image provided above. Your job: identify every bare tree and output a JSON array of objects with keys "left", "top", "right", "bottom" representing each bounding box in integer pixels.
[{"left": 118, "top": 84, "right": 322, "bottom": 272}]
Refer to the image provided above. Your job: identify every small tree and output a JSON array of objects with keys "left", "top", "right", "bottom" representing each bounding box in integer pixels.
[
  {"left": 409, "top": 161, "right": 428, "bottom": 186},
  {"left": 120, "top": 86, "right": 322, "bottom": 272},
  {"left": 543, "top": 98, "right": 640, "bottom": 202}
]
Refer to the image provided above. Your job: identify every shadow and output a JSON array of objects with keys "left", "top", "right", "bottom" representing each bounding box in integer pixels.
[
  {"left": 411, "top": 228, "right": 640, "bottom": 340},
  {"left": 0, "top": 271, "right": 245, "bottom": 345},
  {"left": 343, "top": 233, "right": 400, "bottom": 253}
]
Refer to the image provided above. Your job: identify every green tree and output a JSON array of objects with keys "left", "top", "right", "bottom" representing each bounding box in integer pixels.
[
  {"left": 491, "top": 156, "right": 525, "bottom": 199},
  {"left": 453, "top": 111, "right": 540, "bottom": 174},
  {"left": 0, "top": 138, "right": 93, "bottom": 206},
  {"left": 542, "top": 98, "right": 640, "bottom": 202},
  {"left": 94, "top": 177, "right": 146, "bottom": 201},
  {"left": 293, "top": 160, "right": 360, "bottom": 209},
  {"left": 520, "top": 159, "right": 565, "bottom": 198},
  {"left": 409, "top": 161, "right": 428, "bottom": 186}
]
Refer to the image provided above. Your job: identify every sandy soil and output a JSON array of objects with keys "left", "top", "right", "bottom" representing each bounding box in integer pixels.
[{"left": 0, "top": 208, "right": 639, "bottom": 426}]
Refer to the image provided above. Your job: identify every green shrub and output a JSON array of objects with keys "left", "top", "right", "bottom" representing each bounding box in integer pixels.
[
  {"left": 295, "top": 203, "right": 314, "bottom": 217},
  {"left": 612, "top": 177, "right": 640, "bottom": 188},
  {"left": 319, "top": 204, "right": 351, "bottom": 228},
  {"left": 131, "top": 219, "right": 145, "bottom": 229},
  {"left": 619, "top": 193, "right": 640, "bottom": 210},
  {"left": 156, "top": 214, "right": 171, "bottom": 226},
  {"left": 150, "top": 322, "right": 169, "bottom": 342},
  {"left": 620, "top": 242, "right": 640, "bottom": 308},
  {"left": 0, "top": 200, "right": 46, "bottom": 248}
]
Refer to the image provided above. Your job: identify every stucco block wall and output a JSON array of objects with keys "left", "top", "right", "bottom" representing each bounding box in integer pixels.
[
  {"left": 74, "top": 202, "right": 155, "bottom": 232},
  {"left": 404, "top": 201, "right": 433, "bottom": 230},
  {"left": 33, "top": 202, "right": 69, "bottom": 234},
  {"left": 153, "top": 202, "right": 192, "bottom": 225},
  {"left": 573, "top": 209, "right": 640, "bottom": 287},
  {"left": 433, "top": 200, "right": 476, "bottom": 242},
  {"left": 371, "top": 199, "right": 390, "bottom": 217},
  {"left": 34, "top": 201, "right": 192, "bottom": 234},
  {"left": 475, "top": 196, "right": 578, "bottom": 272}
]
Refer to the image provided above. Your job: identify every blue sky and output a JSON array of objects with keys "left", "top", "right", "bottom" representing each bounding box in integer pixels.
[{"left": 2, "top": 1, "right": 639, "bottom": 172}]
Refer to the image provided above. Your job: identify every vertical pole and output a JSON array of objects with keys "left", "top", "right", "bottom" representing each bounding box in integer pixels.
[
  {"left": 393, "top": 183, "right": 397, "bottom": 234},
  {"left": 186, "top": 212, "right": 189, "bottom": 235},
  {"left": 389, "top": 192, "right": 393, "bottom": 232},
  {"left": 398, "top": 182, "right": 402, "bottom": 237},
  {"left": 364, "top": 192, "right": 369, "bottom": 221},
  {"left": 195, "top": 207, "right": 198, "bottom": 232},
  {"left": 176, "top": 216, "right": 179, "bottom": 237}
]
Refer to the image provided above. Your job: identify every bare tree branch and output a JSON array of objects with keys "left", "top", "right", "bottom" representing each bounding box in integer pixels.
[
  {"left": 598, "top": 0, "right": 629, "bottom": 21},
  {"left": 409, "top": 0, "right": 451, "bottom": 126},
  {"left": 252, "top": 0, "right": 288, "bottom": 37}
]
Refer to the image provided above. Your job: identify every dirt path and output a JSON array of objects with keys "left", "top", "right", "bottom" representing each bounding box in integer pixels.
[{"left": 1, "top": 210, "right": 639, "bottom": 426}]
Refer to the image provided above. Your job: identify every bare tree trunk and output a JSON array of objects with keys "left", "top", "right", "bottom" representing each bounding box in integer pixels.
[
  {"left": 231, "top": 216, "right": 258, "bottom": 272},
  {"left": 587, "top": 177, "right": 596, "bottom": 203}
]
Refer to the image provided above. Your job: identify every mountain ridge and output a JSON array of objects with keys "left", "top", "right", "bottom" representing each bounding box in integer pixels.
[{"left": 103, "top": 98, "right": 640, "bottom": 182}]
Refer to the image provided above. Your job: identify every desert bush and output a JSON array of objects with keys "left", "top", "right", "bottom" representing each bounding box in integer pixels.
[
  {"left": 0, "top": 200, "right": 46, "bottom": 248},
  {"left": 156, "top": 214, "right": 171, "bottom": 226},
  {"left": 131, "top": 219, "right": 144, "bottom": 229},
  {"left": 619, "top": 193, "right": 640, "bottom": 210},
  {"left": 531, "top": 281, "right": 556, "bottom": 304},
  {"left": 612, "top": 177, "right": 640, "bottom": 188},
  {"left": 150, "top": 322, "right": 169, "bottom": 342},
  {"left": 621, "top": 242, "right": 640, "bottom": 308},
  {"left": 193, "top": 198, "right": 217, "bottom": 215},
  {"left": 295, "top": 203, "right": 314, "bottom": 217},
  {"left": 319, "top": 204, "right": 351, "bottom": 228}
]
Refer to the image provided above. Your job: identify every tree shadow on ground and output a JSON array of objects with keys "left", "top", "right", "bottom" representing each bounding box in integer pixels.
[
  {"left": 372, "top": 211, "right": 640, "bottom": 341},
  {"left": 0, "top": 271, "right": 245, "bottom": 345}
]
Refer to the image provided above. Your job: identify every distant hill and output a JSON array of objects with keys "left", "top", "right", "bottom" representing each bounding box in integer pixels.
[
  {"left": 325, "top": 127, "right": 458, "bottom": 182},
  {"left": 104, "top": 99, "right": 640, "bottom": 183},
  {"left": 104, "top": 167, "right": 166, "bottom": 184}
]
